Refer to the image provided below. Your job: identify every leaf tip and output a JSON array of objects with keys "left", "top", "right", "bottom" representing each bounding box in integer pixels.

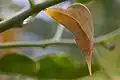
[{"left": 86, "top": 55, "right": 92, "bottom": 76}]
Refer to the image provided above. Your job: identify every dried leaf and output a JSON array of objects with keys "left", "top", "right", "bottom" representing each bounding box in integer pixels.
[{"left": 45, "top": 3, "right": 94, "bottom": 76}]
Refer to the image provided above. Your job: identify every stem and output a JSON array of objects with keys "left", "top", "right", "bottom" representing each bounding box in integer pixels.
[
  {"left": 0, "top": 0, "right": 66, "bottom": 33},
  {"left": 52, "top": 24, "right": 64, "bottom": 40},
  {"left": 28, "top": 0, "right": 35, "bottom": 11},
  {"left": 0, "top": 39, "right": 75, "bottom": 48},
  {"left": 0, "top": 27, "right": 119, "bottom": 48}
]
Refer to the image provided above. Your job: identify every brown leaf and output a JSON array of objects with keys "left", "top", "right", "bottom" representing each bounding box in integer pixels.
[{"left": 45, "top": 3, "right": 94, "bottom": 76}]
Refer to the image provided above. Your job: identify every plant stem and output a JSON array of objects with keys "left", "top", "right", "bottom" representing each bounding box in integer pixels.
[
  {"left": 0, "top": 0, "right": 66, "bottom": 33},
  {"left": 52, "top": 24, "right": 64, "bottom": 40},
  {"left": 0, "top": 27, "right": 119, "bottom": 48},
  {"left": 28, "top": 0, "right": 35, "bottom": 12},
  {"left": 0, "top": 39, "right": 75, "bottom": 48}
]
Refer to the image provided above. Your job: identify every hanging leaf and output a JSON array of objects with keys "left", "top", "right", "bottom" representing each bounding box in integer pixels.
[
  {"left": 44, "top": 3, "right": 94, "bottom": 76},
  {"left": 0, "top": 52, "right": 39, "bottom": 75}
]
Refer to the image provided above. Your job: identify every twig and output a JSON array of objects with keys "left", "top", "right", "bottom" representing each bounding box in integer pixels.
[
  {"left": 52, "top": 24, "right": 65, "bottom": 40},
  {"left": 0, "top": 39, "right": 75, "bottom": 48},
  {"left": 0, "top": 0, "right": 66, "bottom": 33},
  {"left": 0, "top": 27, "right": 119, "bottom": 48},
  {"left": 28, "top": 0, "right": 35, "bottom": 12}
]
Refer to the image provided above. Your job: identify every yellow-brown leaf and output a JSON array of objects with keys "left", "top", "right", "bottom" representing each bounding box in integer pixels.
[{"left": 45, "top": 3, "right": 94, "bottom": 76}]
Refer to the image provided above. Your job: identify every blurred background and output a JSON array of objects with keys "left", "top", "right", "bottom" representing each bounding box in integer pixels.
[{"left": 0, "top": 0, "right": 120, "bottom": 80}]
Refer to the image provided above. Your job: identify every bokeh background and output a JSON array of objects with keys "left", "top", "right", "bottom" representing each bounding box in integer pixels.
[{"left": 0, "top": 0, "right": 120, "bottom": 80}]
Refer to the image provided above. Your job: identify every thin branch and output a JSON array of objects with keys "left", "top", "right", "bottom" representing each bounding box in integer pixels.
[
  {"left": 0, "top": 27, "right": 119, "bottom": 48},
  {"left": 0, "top": 39, "right": 75, "bottom": 48},
  {"left": 52, "top": 24, "right": 65, "bottom": 40},
  {"left": 0, "top": 0, "right": 66, "bottom": 33},
  {"left": 93, "top": 48, "right": 113, "bottom": 80},
  {"left": 0, "top": 38, "right": 111, "bottom": 48}
]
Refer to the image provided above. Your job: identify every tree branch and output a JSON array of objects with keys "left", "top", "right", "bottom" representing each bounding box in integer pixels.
[
  {"left": 0, "top": 0, "right": 66, "bottom": 33},
  {"left": 0, "top": 39, "right": 75, "bottom": 48},
  {"left": 0, "top": 27, "right": 119, "bottom": 49}
]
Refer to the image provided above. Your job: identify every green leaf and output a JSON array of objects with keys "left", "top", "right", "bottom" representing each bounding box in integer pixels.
[
  {"left": 36, "top": 53, "right": 100, "bottom": 79},
  {"left": 0, "top": 52, "right": 40, "bottom": 76},
  {"left": 74, "top": 0, "right": 92, "bottom": 4},
  {"left": 0, "top": 17, "right": 3, "bottom": 21},
  {"left": 95, "top": 35, "right": 120, "bottom": 75}
]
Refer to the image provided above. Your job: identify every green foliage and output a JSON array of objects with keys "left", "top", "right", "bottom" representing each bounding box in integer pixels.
[
  {"left": 36, "top": 54, "right": 100, "bottom": 79},
  {"left": 0, "top": 53, "right": 100, "bottom": 79},
  {"left": 0, "top": 17, "right": 3, "bottom": 21},
  {"left": 0, "top": 53, "right": 39, "bottom": 75},
  {"left": 28, "top": 0, "right": 35, "bottom": 12},
  {"left": 96, "top": 34, "right": 120, "bottom": 73}
]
